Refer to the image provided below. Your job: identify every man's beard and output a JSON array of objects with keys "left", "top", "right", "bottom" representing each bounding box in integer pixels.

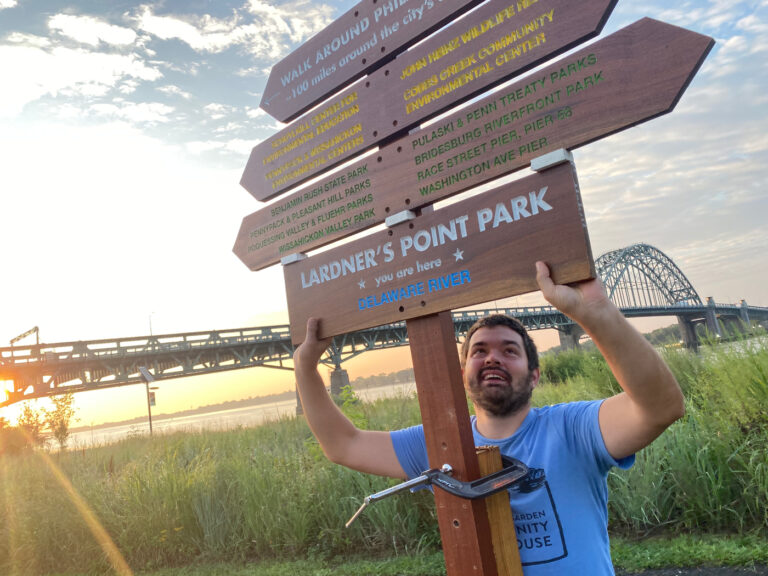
[{"left": 467, "top": 367, "right": 535, "bottom": 417}]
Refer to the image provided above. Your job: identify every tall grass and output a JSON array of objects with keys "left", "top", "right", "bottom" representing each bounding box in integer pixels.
[
  {"left": 0, "top": 393, "right": 436, "bottom": 575},
  {"left": 606, "top": 336, "right": 768, "bottom": 536},
  {"left": 1, "top": 337, "right": 766, "bottom": 574}
]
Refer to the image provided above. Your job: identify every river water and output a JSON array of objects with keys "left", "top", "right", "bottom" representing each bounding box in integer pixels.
[{"left": 69, "top": 381, "right": 417, "bottom": 448}]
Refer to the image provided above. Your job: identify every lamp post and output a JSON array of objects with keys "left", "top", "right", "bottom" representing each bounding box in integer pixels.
[{"left": 139, "top": 366, "right": 158, "bottom": 436}]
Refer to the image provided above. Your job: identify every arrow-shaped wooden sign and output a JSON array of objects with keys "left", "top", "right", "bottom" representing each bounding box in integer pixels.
[
  {"left": 283, "top": 162, "right": 592, "bottom": 341},
  {"left": 234, "top": 18, "right": 714, "bottom": 272},
  {"left": 244, "top": 0, "right": 617, "bottom": 201},
  {"left": 259, "top": 0, "right": 487, "bottom": 123}
]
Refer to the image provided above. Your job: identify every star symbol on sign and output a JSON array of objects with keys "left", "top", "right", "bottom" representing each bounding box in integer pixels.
[
  {"left": 358, "top": 279, "right": 366, "bottom": 289},
  {"left": 453, "top": 248, "right": 464, "bottom": 262}
]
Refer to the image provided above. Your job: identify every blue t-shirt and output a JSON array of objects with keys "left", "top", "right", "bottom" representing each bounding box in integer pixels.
[{"left": 390, "top": 400, "right": 634, "bottom": 575}]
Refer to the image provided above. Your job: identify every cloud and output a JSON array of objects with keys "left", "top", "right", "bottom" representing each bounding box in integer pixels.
[
  {"left": 246, "top": 107, "right": 267, "bottom": 119},
  {"left": 90, "top": 100, "right": 175, "bottom": 123},
  {"left": 737, "top": 13, "right": 768, "bottom": 34},
  {"left": 0, "top": 42, "right": 162, "bottom": 118},
  {"left": 186, "top": 136, "right": 257, "bottom": 157},
  {"left": 241, "top": 0, "right": 336, "bottom": 60},
  {"left": 214, "top": 121, "right": 244, "bottom": 133},
  {"left": 0, "top": 0, "right": 17, "bottom": 9},
  {"left": 131, "top": 0, "right": 336, "bottom": 61},
  {"left": 158, "top": 84, "right": 193, "bottom": 99},
  {"left": 5, "top": 31, "right": 50, "bottom": 47},
  {"left": 204, "top": 102, "right": 234, "bottom": 120},
  {"left": 132, "top": 5, "right": 244, "bottom": 53},
  {"left": 48, "top": 14, "right": 137, "bottom": 46}
]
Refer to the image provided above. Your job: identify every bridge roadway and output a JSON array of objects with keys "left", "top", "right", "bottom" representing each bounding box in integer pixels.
[{"left": 2, "top": 301, "right": 767, "bottom": 408}]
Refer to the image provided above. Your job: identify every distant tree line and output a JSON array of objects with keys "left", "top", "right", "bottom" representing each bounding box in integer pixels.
[{"left": 351, "top": 368, "right": 415, "bottom": 389}]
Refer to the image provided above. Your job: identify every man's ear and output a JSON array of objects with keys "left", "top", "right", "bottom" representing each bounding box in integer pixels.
[{"left": 530, "top": 367, "right": 541, "bottom": 389}]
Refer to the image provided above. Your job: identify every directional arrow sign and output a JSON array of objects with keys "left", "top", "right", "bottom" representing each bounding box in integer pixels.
[
  {"left": 283, "top": 163, "right": 592, "bottom": 341},
  {"left": 243, "top": 0, "right": 618, "bottom": 201},
  {"left": 234, "top": 18, "right": 714, "bottom": 272},
  {"left": 259, "top": 0, "right": 486, "bottom": 123}
]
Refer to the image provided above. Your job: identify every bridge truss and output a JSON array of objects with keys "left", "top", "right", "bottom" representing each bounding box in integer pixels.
[{"left": 2, "top": 244, "right": 767, "bottom": 407}]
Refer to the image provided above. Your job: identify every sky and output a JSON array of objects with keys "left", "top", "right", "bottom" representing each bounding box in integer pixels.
[{"left": 1, "top": 0, "right": 767, "bottom": 426}]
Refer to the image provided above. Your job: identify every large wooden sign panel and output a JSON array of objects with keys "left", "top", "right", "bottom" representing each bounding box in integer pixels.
[
  {"left": 234, "top": 18, "right": 714, "bottom": 272},
  {"left": 260, "top": 0, "right": 486, "bottom": 123},
  {"left": 284, "top": 162, "right": 592, "bottom": 342},
  {"left": 243, "top": 0, "right": 617, "bottom": 200}
]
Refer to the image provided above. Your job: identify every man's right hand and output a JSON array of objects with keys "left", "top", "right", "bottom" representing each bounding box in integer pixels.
[
  {"left": 292, "top": 317, "right": 406, "bottom": 479},
  {"left": 294, "top": 317, "right": 332, "bottom": 369}
]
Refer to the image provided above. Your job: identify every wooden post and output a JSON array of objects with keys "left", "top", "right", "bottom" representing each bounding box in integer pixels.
[
  {"left": 477, "top": 446, "right": 524, "bottom": 576},
  {"left": 406, "top": 311, "right": 498, "bottom": 576}
]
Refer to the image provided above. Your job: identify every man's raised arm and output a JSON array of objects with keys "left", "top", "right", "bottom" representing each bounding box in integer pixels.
[
  {"left": 535, "top": 261, "right": 685, "bottom": 460},
  {"left": 293, "top": 318, "right": 407, "bottom": 478}
]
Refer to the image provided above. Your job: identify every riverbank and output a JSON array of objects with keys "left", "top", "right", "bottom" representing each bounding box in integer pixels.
[{"left": 68, "top": 381, "right": 416, "bottom": 447}]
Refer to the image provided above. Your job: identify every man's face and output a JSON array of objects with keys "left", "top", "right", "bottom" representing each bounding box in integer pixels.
[{"left": 463, "top": 325, "right": 539, "bottom": 417}]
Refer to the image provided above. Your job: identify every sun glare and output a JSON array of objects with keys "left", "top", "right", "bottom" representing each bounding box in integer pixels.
[
  {"left": 0, "top": 383, "right": 24, "bottom": 426},
  {"left": 1, "top": 426, "right": 135, "bottom": 575},
  {"left": 37, "top": 449, "right": 134, "bottom": 575}
]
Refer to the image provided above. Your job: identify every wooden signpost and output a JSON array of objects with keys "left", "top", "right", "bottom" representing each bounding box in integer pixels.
[
  {"left": 234, "top": 18, "right": 714, "bottom": 272},
  {"left": 259, "top": 0, "right": 487, "bottom": 122},
  {"left": 243, "top": 0, "right": 617, "bottom": 201},
  {"left": 236, "top": 2, "right": 713, "bottom": 573},
  {"left": 283, "top": 162, "right": 591, "bottom": 341}
]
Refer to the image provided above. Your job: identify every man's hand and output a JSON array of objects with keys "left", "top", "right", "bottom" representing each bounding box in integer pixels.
[
  {"left": 292, "top": 319, "right": 406, "bottom": 478},
  {"left": 536, "top": 261, "right": 684, "bottom": 459},
  {"left": 535, "top": 261, "right": 610, "bottom": 327},
  {"left": 294, "top": 317, "right": 332, "bottom": 369}
]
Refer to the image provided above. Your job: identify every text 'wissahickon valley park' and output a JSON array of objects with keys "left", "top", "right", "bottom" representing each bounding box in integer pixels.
[
  {"left": 243, "top": 0, "right": 618, "bottom": 200},
  {"left": 282, "top": 163, "right": 594, "bottom": 341},
  {"left": 233, "top": 19, "right": 714, "bottom": 273}
]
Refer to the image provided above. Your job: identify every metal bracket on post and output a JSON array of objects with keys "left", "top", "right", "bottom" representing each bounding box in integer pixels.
[
  {"left": 385, "top": 210, "right": 417, "bottom": 228},
  {"left": 280, "top": 253, "right": 308, "bottom": 266},
  {"left": 530, "top": 148, "right": 573, "bottom": 172},
  {"left": 345, "top": 457, "right": 528, "bottom": 527}
]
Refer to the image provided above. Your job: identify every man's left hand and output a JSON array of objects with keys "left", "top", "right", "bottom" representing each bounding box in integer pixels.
[{"left": 535, "top": 261, "right": 610, "bottom": 325}]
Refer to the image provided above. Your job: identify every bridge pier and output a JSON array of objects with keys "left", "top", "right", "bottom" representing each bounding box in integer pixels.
[
  {"left": 722, "top": 316, "right": 750, "bottom": 339},
  {"left": 330, "top": 367, "right": 351, "bottom": 397},
  {"left": 740, "top": 300, "right": 751, "bottom": 325},
  {"left": 294, "top": 367, "right": 351, "bottom": 415},
  {"left": 677, "top": 317, "right": 698, "bottom": 350},
  {"left": 705, "top": 297, "right": 722, "bottom": 338},
  {"left": 558, "top": 325, "right": 584, "bottom": 350}
]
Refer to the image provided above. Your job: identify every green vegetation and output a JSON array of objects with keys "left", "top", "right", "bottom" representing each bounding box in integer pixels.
[
  {"left": 351, "top": 367, "right": 415, "bottom": 389},
  {"left": 43, "top": 392, "right": 78, "bottom": 450},
  {"left": 0, "top": 392, "right": 78, "bottom": 454},
  {"left": 1, "top": 336, "right": 766, "bottom": 575}
]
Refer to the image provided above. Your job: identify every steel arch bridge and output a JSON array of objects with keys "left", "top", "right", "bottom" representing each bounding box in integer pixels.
[
  {"left": 2, "top": 244, "right": 767, "bottom": 408},
  {"left": 596, "top": 244, "right": 702, "bottom": 308}
]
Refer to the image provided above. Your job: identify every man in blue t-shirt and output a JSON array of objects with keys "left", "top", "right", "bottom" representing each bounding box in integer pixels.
[{"left": 293, "top": 261, "right": 684, "bottom": 574}]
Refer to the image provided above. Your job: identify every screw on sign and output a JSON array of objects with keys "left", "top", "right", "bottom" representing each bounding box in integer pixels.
[
  {"left": 243, "top": 0, "right": 618, "bottom": 201},
  {"left": 233, "top": 18, "right": 715, "bottom": 272},
  {"left": 259, "top": 0, "right": 487, "bottom": 122}
]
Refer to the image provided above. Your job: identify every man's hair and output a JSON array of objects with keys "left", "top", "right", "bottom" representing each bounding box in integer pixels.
[{"left": 460, "top": 314, "right": 539, "bottom": 371}]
